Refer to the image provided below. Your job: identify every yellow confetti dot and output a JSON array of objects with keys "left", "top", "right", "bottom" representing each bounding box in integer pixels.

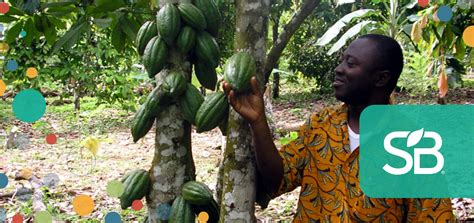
[
  {"left": 72, "top": 195, "right": 94, "bottom": 216},
  {"left": 463, "top": 26, "right": 474, "bottom": 47},
  {"left": 0, "top": 42, "right": 9, "bottom": 53},
  {"left": 26, "top": 67, "right": 38, "bottom": 78},
  {"left": 197, "top": 211, "right": 209, "bottom": 223},
  {"left": 0, "top": 80, "right": 6, "bottom": 96}
]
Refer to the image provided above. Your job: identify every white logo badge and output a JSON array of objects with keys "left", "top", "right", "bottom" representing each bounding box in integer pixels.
[{"left": 383, "top": 128, "right": 444, "bottom": 175}]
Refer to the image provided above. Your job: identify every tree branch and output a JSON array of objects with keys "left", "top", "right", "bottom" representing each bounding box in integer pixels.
[{"left": 264, "top": 0, "right": 320, "bottom": 84}]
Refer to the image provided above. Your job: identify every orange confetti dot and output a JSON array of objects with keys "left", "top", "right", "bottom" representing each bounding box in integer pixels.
[
  {"left": 72, "top": 195, "right": 95, "bottom": 216},
  {"left": 0, "top": 80, "right": 6, "bottom": 96},
  {"left": 0, "top": 3, "right": 9, "bottom": 14},
  {"left": 197, "top": 211, "right": 209, "bottom": 223},
  {"left": 132, "top": 200, "right": 143, "bottom": 211},
  {"left": 46, "top": 133, "right": 57, "bottom": 144},
  {"left": 12, "top": 214, "right": 23, "bottom": 223},
  {"left": 463, "top": 26, "right": 474, "bottom": 48},
  {"left": 26, "top": 67, "right": 38, "bottom": 78}
]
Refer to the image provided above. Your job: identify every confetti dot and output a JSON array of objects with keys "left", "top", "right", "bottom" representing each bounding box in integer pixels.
[
  {"left": 156, "top": 203, "right": 171, "bottom": 220},
  {"left": 0, "top": 79, "right": 6, "bottom": 96},
  {"left": 418, "top": 0, "right": 428, "bottom": 8},
  {"left": 0, "top": 208, "right": 7, "bottom": 222},
  {"left": 0, "top": 173, "right": 8, "bottom": 189},
  {"left": 13, "top": 89, "right": 46, "bottom": 123},
  {"left": 0, "top": 42, "right": 9, "bottom": 53},
  {"left": 0, "top": 2, "right": 10, "bottom": 14},
  {"left": 106, "top": 180, "right": 124, "bottom": 198},
  {"left": 43, "top": 173, "right": 60, "bottom": 188},
  {"left": 19, "top": 30, "right": 26, "bottom": 38},
  {"left": 0, "top": 208, "right": 6, "bottom": 222},
  {"left": 437, "top": 6, "right": 452, "bottom": 22},
  {"left": 463, "top": 26, "right": 474, "bottom": 47},
  {"left": 6, "top": 59, "right": 18, "bottom": 71},
  {"left": 46, "top": 133, "right": 57, "bottom": 144},
  {"left": 72, "top": 195, "right": 95, "bottom": 216},
  {"left": 12, "top": 214, "right": 23, "bottom": 223},
  {"left": 105, "top": 212, "right": 121, "bottom": 223},
  {"left": 26, "top": 67, "right": 38, "bottom": 78},
  {"left": 198, "top": 211, "right": 209, "bottom": 223},
  {"left": 35, "top": 211, "right": 52, "bottom": 223},
  {"left": 132, "top": 200, "right": 143, "bottom": 211},
  {"left": 0, "top": 24, "right": 4, "bottom": 32}
]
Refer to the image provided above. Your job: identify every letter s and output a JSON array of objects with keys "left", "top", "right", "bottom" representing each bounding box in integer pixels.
[{"left": 383, "top": 131, "right": 412, "bottom": 175}]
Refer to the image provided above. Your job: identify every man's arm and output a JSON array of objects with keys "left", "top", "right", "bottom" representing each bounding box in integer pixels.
[{"left": 223, "top": 77, "right": 283, "bottom": 195}]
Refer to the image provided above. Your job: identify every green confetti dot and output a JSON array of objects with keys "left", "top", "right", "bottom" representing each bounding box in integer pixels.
[
  {"left": 34, "top": 211, "right": 52, "bottom": 223},
  {"left": 106, "top": 180, "right": 124, "bottom": 198}
]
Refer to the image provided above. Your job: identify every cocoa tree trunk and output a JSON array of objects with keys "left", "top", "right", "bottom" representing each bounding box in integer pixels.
[
  {"left": 146, "top": 29, "right": 195, "bottom": 223},
  {"left": 219, "top": 1, "right": 270, "bottom": 222}
]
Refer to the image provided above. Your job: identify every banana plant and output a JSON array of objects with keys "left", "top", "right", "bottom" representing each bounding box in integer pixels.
[{"left": 315, "top": 0, "right": 417, "bottom": 55}]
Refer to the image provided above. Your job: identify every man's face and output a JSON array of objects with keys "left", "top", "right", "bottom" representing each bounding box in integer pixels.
[{"left": 333, "top": 38, "right": 379, "bottom": 105}]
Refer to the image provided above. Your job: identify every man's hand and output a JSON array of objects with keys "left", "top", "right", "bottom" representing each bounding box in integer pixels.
[{"left": 222, "top": 76, "right": 265, "bottom": 125}]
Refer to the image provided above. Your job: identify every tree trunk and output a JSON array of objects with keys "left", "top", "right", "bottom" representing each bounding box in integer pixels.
[
  {"left": 271, "top": 17, "right": 280, "bottom": 99},
  {"left": 146, "top": 16, "right": 195, "bottom": 222},
  {"left": 73, "top": 81, "right": 81, "bottom": 111},
  {"left": 219, "top": 0, "right": 270, "bottom": 222}
]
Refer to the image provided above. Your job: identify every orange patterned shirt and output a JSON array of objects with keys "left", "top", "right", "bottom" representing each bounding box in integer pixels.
[{"left": 276, "top": 104, "right": 454, "bottom": 222}]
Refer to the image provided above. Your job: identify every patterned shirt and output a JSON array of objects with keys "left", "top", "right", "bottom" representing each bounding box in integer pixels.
[{"left": 276, "top": 104, "right": 454, "bottom": 222}]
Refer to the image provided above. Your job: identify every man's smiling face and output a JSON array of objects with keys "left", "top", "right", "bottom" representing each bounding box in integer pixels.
[{"left": 333, "top": 38, "right": 380, "bottom": 105}]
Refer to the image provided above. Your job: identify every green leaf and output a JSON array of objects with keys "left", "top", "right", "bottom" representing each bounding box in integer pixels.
[
  {"left": 328, "top": 21, "right": 374, "bottom": 55},
  {"left": 93, "top": 18, "right": 113, "bottom": 28},
  {"left": 316, "top": 9, "right": 374, "bottom": 46},
  {"left": 5, "top": 6, "right": 25, "bottom": 16},
  {"left": 5, "top": 21, "right": 24, "bottom": 43},
  {"left": 120, "top": 16, "right": 138, "bottom": 42},
  {"left": 0, "top": 15, "right": 18, "bottom": 23},
  {"left": 40, "top": 0, "right": 78, "bottom": 9},
  {"left": 45, "top": 5, "right": 78, "bottom": 16},
  {"left": 52, "top": 19, "right": 87, "bottom": 53},
  {"left": 111, "top": 23, "right": 126, "bottom": 52},
  {"left": 23, "top": 18, "right": 37, "bottom": 46},
  {"left": 93, "top": 0, "right": 125, "bottom": 13}
]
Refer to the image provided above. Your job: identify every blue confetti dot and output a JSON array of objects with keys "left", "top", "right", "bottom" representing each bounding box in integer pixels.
[
  {"left": 0, "top": 173, "right": 7, "bottom": 189},
  {"left": 12, "top": 89, "right": 46, "bottom": 123},
  {"left": 437, "top": 6, "right": 452, "bottom": 22},
  {"left": 0, "top": 24, "right": 4, "bottom": 32},
  {"left": 6, "top": 59, "right": 18, "bottom": 71},
  {"left": 105, "top": 212, "right": 121, "bottom": 223},
  {"left": 156, "top": 204, "right": 171, "bottom": 220},
  {"left": 19, "top": 30, "right": 26, "bottom": 38},
  {"left": 0, "top": 208, "right": 6, "bottom": 222}
]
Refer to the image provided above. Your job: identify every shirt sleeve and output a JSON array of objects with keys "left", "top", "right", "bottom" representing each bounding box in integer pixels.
[
  {"left": 274, "top": 116, "right": 312, "bottom": 196},
  {"left": 404, "top": 198, "right": 455, "bottom": 223}
]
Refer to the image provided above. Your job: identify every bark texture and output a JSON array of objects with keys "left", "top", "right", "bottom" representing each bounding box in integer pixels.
[{"left": 219, "top": 1, "right": 271, "bottom": 222}]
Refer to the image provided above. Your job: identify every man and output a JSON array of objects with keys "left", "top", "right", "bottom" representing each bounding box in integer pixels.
[{"left": 223, "top": 34, "right": 455, "bottom": 222}]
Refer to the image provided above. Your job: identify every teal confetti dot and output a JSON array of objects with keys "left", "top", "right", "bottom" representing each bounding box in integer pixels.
[
  {"left": 6, "top": 59, "right": 18, "bottom": 71},
  {"left": 0, "top": 173, "right": 8, "bottom": 189},
  {"left": 13, "top": 89, "right": 46, "bottom": 123},
  {"left": 0, "top": 208, "right": 5, "bottom": 222},
  {"left": 437, "top": 6, "right": 452, "bottom": 22},
  {"left": 156, "top": 204, "right": 171, "bottom": 220},
  {"left": 105, "top": 212, "right": 121, "bottom": 223},
  {"left": 19, "top": 30, "right": 26, "bottom": 38},
  {"left": 34, "top": 211, "right": 52, "bottom": 223}
]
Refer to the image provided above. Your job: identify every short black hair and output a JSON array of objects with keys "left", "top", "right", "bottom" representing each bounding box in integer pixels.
[{"left": 359, "top": 34, "right": 404, "bottom": 91}]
